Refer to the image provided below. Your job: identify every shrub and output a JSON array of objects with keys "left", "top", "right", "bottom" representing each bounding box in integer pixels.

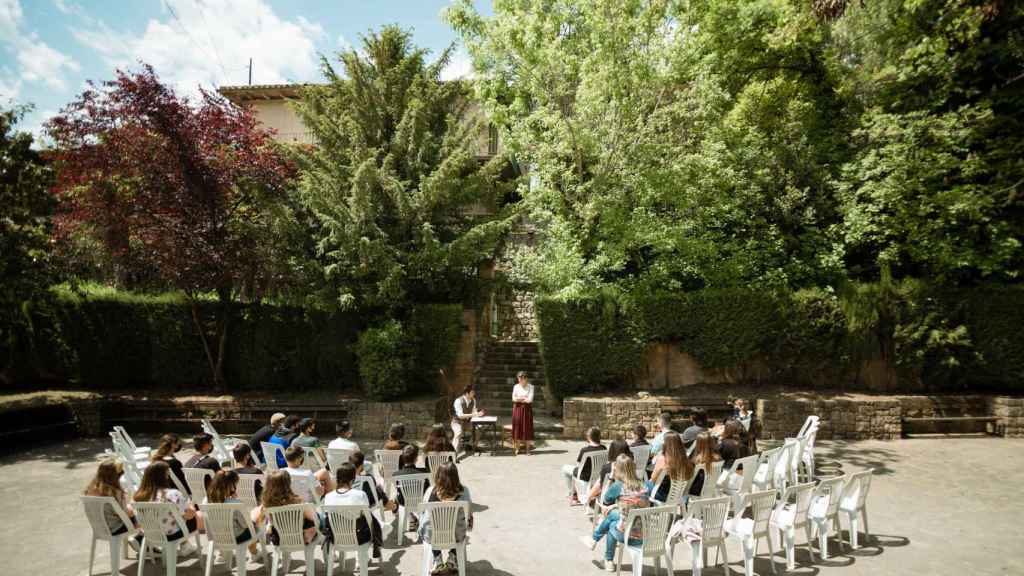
[
  {"left": 407, "top": 304, "right": 463, "bottom": 394},
  {"left": 355, "top": 320, "right": 413, "bottom": 400}
]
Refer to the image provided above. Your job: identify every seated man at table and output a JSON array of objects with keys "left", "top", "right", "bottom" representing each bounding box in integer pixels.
[{"left": 451, "top": 385, "right": 484, "bottom": 455}]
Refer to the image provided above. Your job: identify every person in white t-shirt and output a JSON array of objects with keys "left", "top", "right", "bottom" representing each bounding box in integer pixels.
[
  {"left": 323, "top": 463, "right": 375, "bottom": 556},
  {"left": 284, "top": 445, "right": 322, "bottom": 503},
  {"left": 327, "top": 420, "right": 360, "bottom": 452}
]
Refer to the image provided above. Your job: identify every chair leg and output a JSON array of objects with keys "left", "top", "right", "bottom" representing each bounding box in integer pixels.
[
  {"left": 398, "top": 507, "right": 406, "bottom": 545},
  {"left": 204, "top": 542, "right": 215, "bottom": 576},
  {"left": 88, "top": 538, "right": 97, "bottom": 576},
  {"left": 721, "top": 544, "right": 731, "bottom": 575},
  {"left": 847, "top": 513, "right": 858, "bottom": 549},
  {"left": 861, "top": 507, "right": 870, "bottom": 545},
  {"left": 236, "top": 545, "right": 248, "bottom": 576},
  {"left": 136, "top": 539, "right": 148, "bottom": 576},
  {"left": 766, "top": 533, "right": 777, "bottom": 575},
  {"left": 692, "top": 541, "right": 703, "bottom": 576},
  {"left": 110, "top": 538, "right": 121, "bottom": 576},
  {"left": 664, "top": 551, "right": 673, "bottom": 576},
  {"left": 818, "top": 522, "right": 829, "bottom": 560},
  {"left": 742, "top": 537, "right": 754, "bottom": 576},
  {"left": 358, "top": 546, "right": 370, "bottom": 576},
  {"left": 304, "top": 545, "right": 316, "bottom": 576},
  {"left": 803, "top": 525, "right": 816, "bottom": 564},
  {"left": 458, "top": 543, "right": 467, "bottom": 576},
  {"left": 270, "top": 551, "right": 279, "bottom": 576},
  {"left": 326, "top": 544, "right": 334, "bottom": 576},
  {"left": 421, "top": 544, "right": 432, "bottom": 576},
  {"left": 781, "top": 529, "right": 795, "bottom": 571},
  {"left": 164, "top": 546, "right": 178, "bottom": 576}
]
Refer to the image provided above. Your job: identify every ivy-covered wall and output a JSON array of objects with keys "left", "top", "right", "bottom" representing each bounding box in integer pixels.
[{"left": 536, "top": 284, "right": 1024, "bottom": 399}]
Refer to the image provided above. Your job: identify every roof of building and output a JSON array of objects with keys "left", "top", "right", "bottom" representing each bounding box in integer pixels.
[{"left": 217, "top": 83, "right": 323, "bottom": 102}]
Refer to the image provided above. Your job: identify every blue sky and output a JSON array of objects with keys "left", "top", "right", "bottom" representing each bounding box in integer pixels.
[{"left": 0, "top": 0, "right": 491, "bottom": 139}]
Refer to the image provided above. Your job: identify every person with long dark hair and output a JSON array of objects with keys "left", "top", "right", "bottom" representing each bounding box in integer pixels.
[
  {"left": 418, "top": 462, "right": 473, "bottom": 574},
  {"left": 133, "top": 460, "right": 202, "bottom": 556}
]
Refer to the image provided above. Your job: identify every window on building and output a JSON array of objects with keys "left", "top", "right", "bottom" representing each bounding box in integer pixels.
[{"left": 488, "top": 124, "right": 499, "bottom": 156}]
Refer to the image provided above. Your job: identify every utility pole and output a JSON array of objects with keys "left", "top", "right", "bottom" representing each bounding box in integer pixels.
[{"left": 248, "top": 58, "right": 253, "bottom": 85}]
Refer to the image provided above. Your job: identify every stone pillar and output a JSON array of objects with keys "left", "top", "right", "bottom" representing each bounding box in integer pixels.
[{"left": 990, "top": 396, "right": 1024, "bottom": 437}]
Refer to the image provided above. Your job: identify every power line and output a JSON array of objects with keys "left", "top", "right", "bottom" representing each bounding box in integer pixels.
[{"left": 164, "top": 0, "right": 226, "bottom": 86}]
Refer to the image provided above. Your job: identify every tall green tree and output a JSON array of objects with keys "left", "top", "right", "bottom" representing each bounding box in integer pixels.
[{"left": 294, "top": 26, "right": 513, "bottom": 312}]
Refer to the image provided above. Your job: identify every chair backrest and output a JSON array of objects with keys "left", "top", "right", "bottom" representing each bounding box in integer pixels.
[
  {"left": 237, "top": 473, "right": 263, "bottom": 509},
  {"left": 200, "top": 502, "right": 255, "bottom": 547},
  {"left": 653, "top": 473, "right": 691, "bottom": 507},
  {"left": 753, "top": 447, "right": 781, "bottom": 486},
  {"left": 842, "top": 469, "right": 873, "bottom": 513},
  {"left": 813, "top": 475, "right": 845, "bottom": 520},
  {"left": 113, "top": 426, "right": 138, "bottom": 451},
  {"left": 688, "top": 496, "right": 730, "bottom": 545},
  {"left": 326, "top": 448, "right": 354, "bottom": 471},
  {"left": 266, "top": 503, "right": 315, "bottom": 549},
  {"left": 109, "top": 432, "right": 134, "bottom": 462},
  {"left": 576, "top": 450, "right": 609, "bottom": 485},
  {"left": 629, "top": 445, "right": 652, "bottom": 478},
  {"left": 121, "top": 458, "right": 144, "bottom": 493},
  {"left": 733, "top": 454, "right": 760, "bottom": 495},
  {"left": 374, "top": 450, "right": 402, "bottom": 481},
  {"left": 352, "top": 475, "right": 379, "bottom": 508},
  {"left": 745, "top": 489, "right": 778, "bottom": 538},
  {"left": 699, "top": 461, "right": 724, "bottom": 498},
  {"left": 81, "top": 496, "right": 134, "bottom": 539},
  {"left": 261, "top": 442, "right": 283, "bottom": 472},
  {"left": 183, "top": 468, "right": 214, "bottom": 503},
  {"left": 797, "top": 416, "right": 819, "bottom": 439},
  {"left": 423, "top": 500, "right": 470, "bottom": 549},
  {"left": 323, "top": 504, "right": 373, "bottom": 548},
  {"left": 202, "top": 420, "right": 234, "bottom": 466},
  {"left": 623, "top": 505, "right": 675, "bottom": 556},
  {"left": 133, "top": 501, "right": 188, "bottom": 546},
  {"left": 782, "top": 481, "right": 817, "bottom": 528},
  {"left": 301, "top": 447, "right": 325, "bottom": 472},
  {"left": 395, "top": 473, "right": 431, "bottom": 511},
  {"left": 425, "top": 451, "right": 456, "bottom": 472}
]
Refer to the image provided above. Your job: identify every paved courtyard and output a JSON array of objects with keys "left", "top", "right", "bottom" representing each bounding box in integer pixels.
[{"left": 2, "top": 435, "right": 1022, "bottom": 576}]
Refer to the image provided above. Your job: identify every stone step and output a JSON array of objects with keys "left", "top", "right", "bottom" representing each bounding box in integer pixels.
[{"left": 476, "top": 375, "right": 546, "bottom": 386}]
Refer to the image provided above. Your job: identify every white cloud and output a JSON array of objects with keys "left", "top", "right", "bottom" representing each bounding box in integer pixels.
[
  {"left": 0, "top": 0, "right": 80, "bottom": 91},
  {"left": 71, "top": 0, "right": 325, "bottom": 94},
  {"left": 440, "top": 49, "right": 473, "bottom": 81},
  {"left": 0, "top": 67, "right": 21, "bottom": 101},
  {"left": 337, "top": 33, "right": 351, "bottom": 51}
]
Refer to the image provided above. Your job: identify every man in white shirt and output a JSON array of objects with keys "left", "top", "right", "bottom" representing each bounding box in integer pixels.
[
  {"left": 327, "top": 420, "right": 360, "bottom": 452},
  {"left": 324, "top": 462, "right": 376, "bottom": 556},
  {"left": 451, "top": 385, "right": 484, "bottom": 455},
  {"left": 284, "top": 445, "right": 322, "bottom": 503}
]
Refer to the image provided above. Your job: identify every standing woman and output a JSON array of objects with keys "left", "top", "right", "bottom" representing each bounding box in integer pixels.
[{"left": 511, "top": 371, "right": 535, "bottom": 455}]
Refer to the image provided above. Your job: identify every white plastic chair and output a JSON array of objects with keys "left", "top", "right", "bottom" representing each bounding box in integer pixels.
[
  {"left": 769, "top": 481, "right": 816, "bottom": 571},
  {"left": 110, "top": 431, "right": 150, "bottom": 468},
  {"left": 573, "top": 451, "right": 609, "bottom": 510},
  {"left": 425, "top": 451, "right": 456, "bottom": 473},
  {"left": 199, "top": 502, "right": 264, "bottom": 576},
  {"left": 301, "top": 447, "right": 326, "bottom": 473},
  {"left": 800, "top": 423, "right": 819, "bottom": 481},
  {"left": 353, "top": 475, "right": 393, "bottom": 543},
  {"left": 133, "top": 501, "right": 192, "bottom": 576},
  {"left": 796, "top": 416, "right": 819, "bottom": 440},
  {"left": 720, "top": 454, "right": 759, "bottom": 516},
  {"left": 266, "top": 503, "right": 320, "bottom": 576},
  {"left": 261, "top": 442, "right": 285, "bottom": 472},
  {"left": 326, "top": 448, "right": 354, "bottom": 471},
  {"left": 122, "top": 457, "right": 145, "bottom": 493},
  {"left": 613, "top": 505, "right": 675, "bottom": 576},
  {"left": 114, "top": 426, "right": 152, "bottom": 457},
  {"left": 323, "top": 504, "right": 373, "bottom": 576},
  {"left": 81, "top": 495, "right": 138, "bottom": 576},
  {"left": 420, "top": 501, "right": 470, "bottom": 576},
  {"left": 374, "top": 450, "right": 403, "bottom": 497},
  {"left": 237, "top": 474, "right": 264, "bottom": 511},
  {"left": 725, "top": 489, "right": 779, "bottom": 576},
  {"left": 395, "top": 473, "right": 431, "bottom": 545},
  {"left": 677, "top": 496, "right": 730, "bottom": 576},
  {"left": 697, "top": 461, "right": 724, "bottom": 498},
  {"left": 751, "top": 446, "right": 782, "bottom": 492},
  {"left": 839, "top": 469, "right": 873, "bottom": 549},
  {"left": 183, "top": 467, "right": 215, "bottom": 504},
  {"left": 808, "top": 475, "right": 845, "bottom": 559},
  {"left": 202, "top": 419, "right": 238, "bottom": 467},
  {"left": 649, "top": 473, "right": 692, "bottom": 512},
  {"left": 629, "top": 445, "right": 652, "bottom": 480}
]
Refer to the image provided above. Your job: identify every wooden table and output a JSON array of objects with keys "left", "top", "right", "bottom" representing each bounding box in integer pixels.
[{"left": 471, "top": 416, "right": 500, "bottom": 455}]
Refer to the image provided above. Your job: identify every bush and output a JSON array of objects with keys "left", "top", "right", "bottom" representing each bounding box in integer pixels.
[
  {"left": 355, "top": 320, "right": 412, "bottom": 400},
  {"left": 407, "top": 304, "right": 463, "bottom": 394}
]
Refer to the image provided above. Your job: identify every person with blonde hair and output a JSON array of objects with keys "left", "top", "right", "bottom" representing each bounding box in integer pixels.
[
  {"left": 84, "top": 459, "right": 137, "bottom": 537},
  {"left": 582, "top": 454, "right": 652, "bottom": 571}
]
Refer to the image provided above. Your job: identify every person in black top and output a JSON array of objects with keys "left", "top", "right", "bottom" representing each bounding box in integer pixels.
[
  {"left": 584, "top": 437, "right": 632, "bottom": 506},
  {"left": 248, "top": 412, "right": 286, "bottom": 461},
  {"left": 717, "top": 420, "right": 749, "bottom": 469},
  {"left": 393, "top": 444, "right": 430, "bottom": 531},
  {"left": 383, "top": 422, "right": 410, "bottom": 451},
  {"left": 631, "top": 424, "right": 649, "bottom": 446},
  {"left": 150, "top": 434, "right": 187, "bottom": 493},
  {"left": 185, "top": 433, "right": 222, "bottom": 474},
  {"left": 681, "top": 408, "right": 709, "bottom": 448},
  {"left": 231, "top": 443, "right": 263, "bottom": 500},
  {"left": 561, "top": 426, "right": 605, "bottom": 506}
]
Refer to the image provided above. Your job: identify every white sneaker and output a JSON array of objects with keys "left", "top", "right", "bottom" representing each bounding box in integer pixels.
[
  {"left": 604, "top": 559, "right": 616, "bottom": 572},
  {"left": 178, "top": 541, "right": 198, "bottom": 557},
  {"left": 579, "top": 535, "right": 598, "bottom": 551}
]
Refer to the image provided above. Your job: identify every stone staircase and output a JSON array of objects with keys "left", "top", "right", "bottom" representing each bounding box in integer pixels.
[{"left": 474, "top": 340, "right": 562, "bottom": 436}]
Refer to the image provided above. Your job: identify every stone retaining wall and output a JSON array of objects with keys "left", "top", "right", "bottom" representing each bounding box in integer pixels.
[
  {"left": 562, "top": 397, "right": 662, "bottom": 440},
  {"left": 990, "top": 396, "right": 1024, "bottom": 437},
  {"left": 757, "top": 398, "right": 902, "bottom": 440}
]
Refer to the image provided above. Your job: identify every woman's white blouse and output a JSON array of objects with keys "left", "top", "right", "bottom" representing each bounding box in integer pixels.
[{"left": 512, "top": 383, "right": 534, "bottom": 403}]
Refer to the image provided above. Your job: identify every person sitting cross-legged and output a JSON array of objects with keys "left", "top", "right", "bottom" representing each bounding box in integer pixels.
[
  {"left": 418, "top": 462, "right": 473, "bottom": 575},
  {"left": 561, "top": 426, "right": 606, "bottom": 506},
  {"left": 582, "top": 454, "right": 652, "bottom": 572}
]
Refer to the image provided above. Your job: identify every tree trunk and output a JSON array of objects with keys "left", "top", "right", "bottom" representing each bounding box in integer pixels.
[
  {"left": 213, "top": 287, "right": 232, "bottom": 392},
  {"left": 190, "top": 297, "right": 228, "bottom": 391},
  {"left": 190, "top": 300, "right": 219, "bottom": 389}
]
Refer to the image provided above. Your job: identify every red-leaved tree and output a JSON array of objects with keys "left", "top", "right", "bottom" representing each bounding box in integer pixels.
[{"left": 47, "top": 65, "right": 295, "bottom": 390}]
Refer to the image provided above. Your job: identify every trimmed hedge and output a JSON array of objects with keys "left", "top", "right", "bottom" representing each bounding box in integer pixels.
[{"left": 536, "top": 284, "right": 1024, "bottom": 398}]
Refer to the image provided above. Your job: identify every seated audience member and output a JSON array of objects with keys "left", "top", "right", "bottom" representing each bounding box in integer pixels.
[
  {"left": 631, "top": 424, "right": 649, "bottom": 447},
  {"left": 585, "top": 437, "right": 632, "bottom": 506},
  {"left": 230, "top": 443, "right": 263, "bottom": 500},
  {"left": 733, "top": 398, "right": 759, "bottom": 453},
  {"left": 252, "top": 470, "right": 318, "bottom": 546},
  {"left": 206, "top": 470, "right": 258, "bottom": 550},
  {"left": 583, "top": 454, "right": 652, "bottom": 571},
  {"left": 649, "top": 413, "right": 673, "bottom": 458},
  {"left": 681, "top": 408, "right": 709, "bottom": 448},
  {"left": 325, "top": 463, "right": 382, "bottom": 559},
  {"left": 688, "top": 431, "right": 722, "bottom": 496},
  {"left": 394, "top": 444, "right": 430, "bottom": 532},
  {"left": 291, "top": 418, "right": 326, "bottom": 463},
  {"left": 560, "top": 426, "right": 606, "bottom": 506},
  {"left": 327, "top": 420, "right": 360, "bottom": 452},
  {"left": 133, "top": 461, "right": 202, "bottom": 556},
  {"left": 248, "top": 412, "right": 286, "bottom": 461},
  {"left": 268, "top": 415, "right": 300, "bottom": 468},
  {"left": 717, "top": 420, "right": 750, "bottom": 469},
  {"left": 151, "top": 433, "right": 187, "bottom": 493},
  {"left": 349, "top": 451, "right": 397, "bottom": 513},
  {"left": 650, "top": 432, "right": 694, "bottom": 505},
  {"left": 423, "top": 424, "right": 456, "bottom": 472},
  {"left": 383, "top": 422, "right": 409, "bottom": 451},
  {"left": 418, "top": 462, "right": 473, "bottom": 574},
  {"left": 185, "top": 433, "right": 222, "bottom": 482},
  {"left": 283, "top": 445, "right": 328, "bottom": 503},
  {"left": 84, "top": 459, "right": 139, "bottom": 547}
]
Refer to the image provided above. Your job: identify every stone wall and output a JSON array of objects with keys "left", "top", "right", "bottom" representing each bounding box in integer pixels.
[
  {"left": 496, "top": 289, "right": 538, "bottom": 342},
  {"left": 990, "top": 396, "right": 1024, "bottom": 437},
  {"left": 562, "top": 397, "right": 662, "bottom": 440},
  {"left": 346, "top": 398, "right": 447, "bottom": 441},
  {"left": 757, "top": 398, "right": 902, "bottom": 440}
]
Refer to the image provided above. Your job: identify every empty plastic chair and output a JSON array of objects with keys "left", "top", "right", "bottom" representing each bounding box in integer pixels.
[
  {"left": 420, "top": 500, "right": 471, "bottom": 576},
  {"left": 199, "top": 502, "right": 263, "bottom": 576},
  {"left": 201, "top": 419, "right": 238, "bottom": 467},
  {"left": 265, "top": 503, "right": 320, "bottom": 576},
  {"left": 839, "top": 469, "right": 874, "bottom": 549},
  {"left": 114, "top": 426, "right": 152, "bottom": 457},
  {"left": 752, "top": 446, "right": 783, "bottom": 492},
  {"left": 133, "top": 501, "right": 193, "bottom": 576},
  {"left": 808, "top": 475, "right": 845, "bottom": 559},
  {"left": 725, "top": 489, "right": 779, "bottom": 576},
  {"left": 678, "top": 496, "right": 730, "bottom": 576},
  {"left": 395, "top": 473, "right": 431, "bottom": 545},
  {"left": 720, "top": 454, "right": 759, "bottom": 516},
  {"left": 613, "top": 505, "right": 675, "bottom": 576},
  {"left": 769, "top": 482, "right": 816, "bottom": 571},
  {"left": 81, "top": 495, "right": 138, "bottom": 576},
  {"left": 261, "top": 442, "right": 284, "bottom": 473},
  {"left": 323, "top": 504, "right": 374, "bottom": 576},
  {"left": 629, "top": 445, "right": 652, "bottom": 480}
]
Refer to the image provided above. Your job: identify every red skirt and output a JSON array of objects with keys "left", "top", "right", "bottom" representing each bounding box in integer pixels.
[{"left": 512, "top": 402, "right": 534, "bottom": 441}]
